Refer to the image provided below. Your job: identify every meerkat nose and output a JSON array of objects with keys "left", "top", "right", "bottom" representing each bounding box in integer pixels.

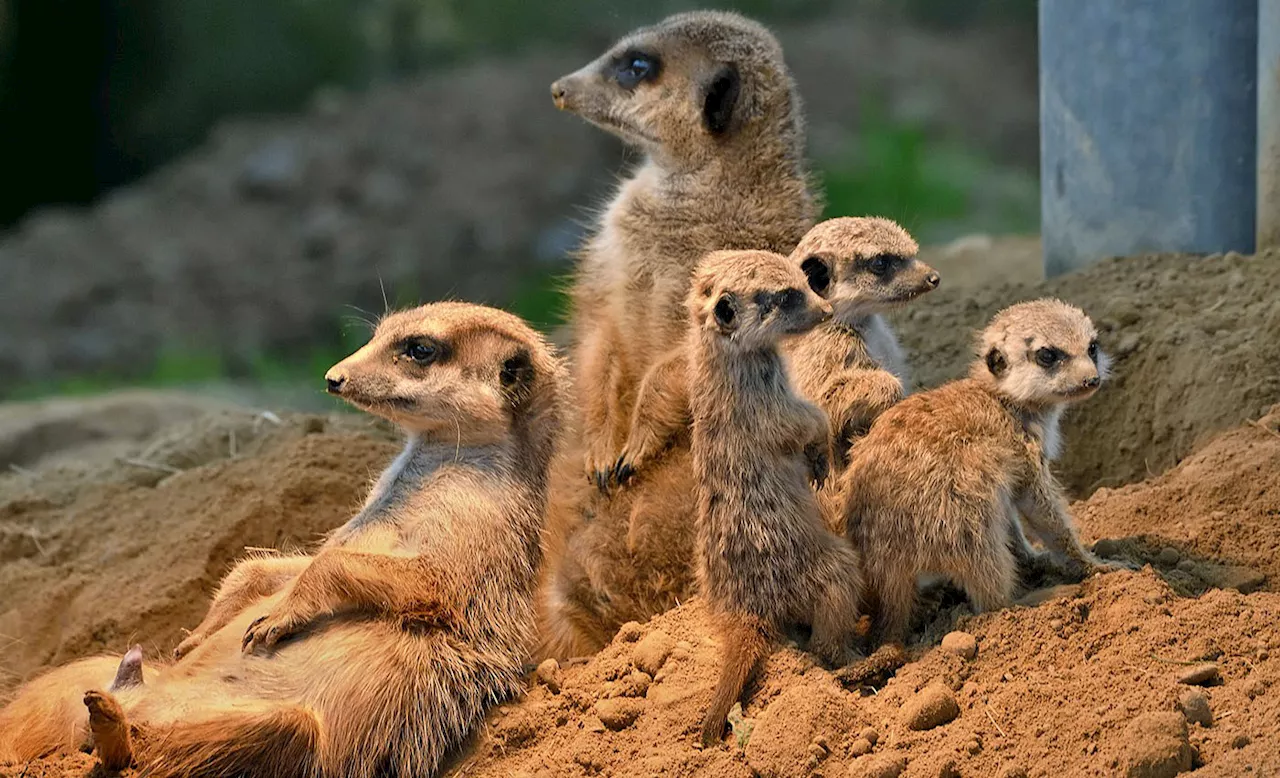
[
  {"left": 924, "top": 271, "right": 940, "bottom": 288},
  {"left": 325, "top": 372, "right": 347, "bottom": 394},
  {"left": 1082, "top": 375, "right": 1100, "bottom": 389}
]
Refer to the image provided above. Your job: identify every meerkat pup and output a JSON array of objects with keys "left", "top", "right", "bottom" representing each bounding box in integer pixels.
[
  {"left": 687, "top": 250, "right": 863, "bottom": 746},
  {"left": 0, "top": 303, "right": 564, "bottom": 778},
  {"left": 550, "top": 10, "right": 818, "bottom": 488},
  {"left": 841, "top": 298, "right": 1120, "bottom": 645},
  {"left": 612, "top": 216, "right": 939, "bottom": 484}
]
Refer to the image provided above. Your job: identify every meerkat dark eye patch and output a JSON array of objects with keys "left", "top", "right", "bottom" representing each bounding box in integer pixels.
[
  {"left": 1087, "top": 340, "right": 1099, "bottom": 362},
  {"left": 613, "top": 50, "right": 661, "bottom": 90},
  {"left": 865, "top": 254, "right": 899, "bottom": 278},
  {"left": 702, "top": 63, "right": 740, "bottom": 136},
  {"left": 713, "top": 295, "right": 738, "bottom": 332},
  {"left": 1035, "top": 346, "right": 1066, "bottom": 369},
  {"left": 800, "top": 256, "right": 832, "bottom": 296},
  {"left": 986, "top": 347, "right": 1007, "bottom": 377},
  {"left": 500, "top": 349, "right": 535, "bottom": 408},
  {"left": 399, "top": 338, "right": 446, "bottom": 365},
  {"left": 778, "top": 288, "right": 805, "bottom": 311}
]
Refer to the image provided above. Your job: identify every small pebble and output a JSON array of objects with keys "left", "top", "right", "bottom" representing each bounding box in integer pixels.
[
  {"left": 846, "top": 753, "right": 907, "bottom": 778},
  {"left": 593, "top": 698, "right": 644, "bottom": 731},
  {"left": 965, "top": 737, "right": 982, "bottom": 755},
  {"left": 1049, "top": 618, "right": 1064, "bottom": 632},
  {"left": 900, "top": 683, "right": 960, "bottom": 731},
  {"left": 535, "top": 658, "right": 562, "bottom": 694},
  {"left": 940, "top": 631, "right": 978, "bottom": 660},
  {"left": 1179, "top": 689, "right": 1213, "bottom": 726},
  {"left": 632, "top": 630, "right": 674, "bottom": 675},
  {"left": 850, "top": 737, "right": 873, "bottom": 757},
  {"left": 938, "top": 758, "right": 960, "bottom": 778},
  {"left": 861, "top": 727, "right": 880, "bottom": 746},
  {"left": 1176, "top": 558, "right": 1196, "bottom": 572},
  {"left": 1177, "top": 663, "right": 1221, "bottom": 686},
  {"left": 616, "top": 622, "right": 644, "bottom": 643},
  {"left": 1157, "top": 547, "right": 1181, "bottom": 567},
  {"left": 1232, "top": 734, "right": 1251, "bottom": 749}
]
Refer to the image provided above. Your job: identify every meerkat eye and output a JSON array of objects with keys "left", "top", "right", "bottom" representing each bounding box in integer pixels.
[
  {"left": 800, "top": 256, "right": 831, "bottom": 296},
  {"left": 1034, "top": 347, "right": 1063, "bottom": 368},
  {"left": 778, "top": 288, "right": 804, "bottom": 311},
  {"left": 867, "top": 255, "right": 894, "bottom": 277},
  {"left": 1087, "top": 340, "right": 1099, "bottom": 362},
  {"left": 403, "top": 341, "right": 439, "bottom": 364},
  {"left": 615, "top": 52, "right": 659, "bottom": 89}
]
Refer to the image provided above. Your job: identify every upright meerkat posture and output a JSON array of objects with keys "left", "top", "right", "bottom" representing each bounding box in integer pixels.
[
  {"left": 612, "top": 216, "right": 939, "bottom": 484},
  {"left": 0, "top": 303, "right": 564, "bottom": 778},
  {"left": 687, "top": 250, "right": 863, "bottom": 746},
  {"left": 550, "top": 10, "right": 817, "bottom": 487},
  {"left": 841, "top": 298, "right": 1119, "bottom": 645}
]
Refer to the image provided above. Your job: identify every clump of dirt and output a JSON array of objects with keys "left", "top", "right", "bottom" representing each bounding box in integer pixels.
[
  {"left": 894, "top": 248, "right": 1280, "bottom": 496},
  {"left": 1074, "top": 404, "right": 1280, "bottom": 594},
  {"left": 0, "top": 403, "right": 398, "bottom": 693}
]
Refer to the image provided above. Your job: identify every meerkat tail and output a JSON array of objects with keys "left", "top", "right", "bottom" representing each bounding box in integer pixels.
[
  {"left": 701, "top": 612, "right": 772, "bottom": 747},
  {"left": 83, "top": 690, "right": 133, "bottom": 771},
  {"left": 139, "top": 704, "right": 320, "bottom": 778}
]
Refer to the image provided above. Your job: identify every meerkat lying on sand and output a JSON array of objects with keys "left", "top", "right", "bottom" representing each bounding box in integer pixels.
[
  {"left": 686, "top": 250, "right": 863, "bottom": 746},
  {"left": 840, "top": 298, "right": 1123, "bottom": 645},
  {"left": 0, "top": 303, "right": 564, "bottom": 778}
]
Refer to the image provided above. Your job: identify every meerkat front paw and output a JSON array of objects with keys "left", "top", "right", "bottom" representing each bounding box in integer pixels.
[
  {"left": 173, "top": 631, "right": 206, "bottom": 660},
  {"left": 242, "top": 607, "right": 309, "bottom": 654},
  {"left": 804, "top": 442, "right": 830, "bottom": 490}
]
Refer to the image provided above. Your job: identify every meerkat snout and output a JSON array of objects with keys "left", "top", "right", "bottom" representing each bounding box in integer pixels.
[{"left": 324, "top": 371, "right": 345, "bottom": 394}]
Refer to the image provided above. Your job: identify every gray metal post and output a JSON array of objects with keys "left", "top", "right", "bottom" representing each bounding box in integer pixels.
[
  {"left": 1040, "top": 0, "right": 1259, "bottom": 276},
  {"left": 1260, "top": 0, "right": 1280, "bottom": 250}
]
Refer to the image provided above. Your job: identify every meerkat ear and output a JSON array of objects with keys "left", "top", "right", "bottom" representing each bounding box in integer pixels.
[
  {"left": 500, "top": 350, "right": 535, "bottom": 409},
  {"left": 712, "top": 294, "right": 739, "bottom": 333},
  {"left": 985, "top": 346, "right": 1007, "bottom": 377},
  {"left": 800, "top": 256, "right": 832, "bottom": 297},
  {"left": 702, "top": 63, "right": 741, "bottom": 135}
]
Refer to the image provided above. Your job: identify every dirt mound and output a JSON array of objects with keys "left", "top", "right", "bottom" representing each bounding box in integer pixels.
[
  {"left": 0, "top": 405, "right": 398, "bottom": 693},
  {"left": 893, "top": 248, "right": 1280, "bottom": 497}
]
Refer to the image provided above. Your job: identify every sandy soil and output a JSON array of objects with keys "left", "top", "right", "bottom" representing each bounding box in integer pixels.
[{"left": 2, "top": 244, "right": 1279, "bottom": 776}]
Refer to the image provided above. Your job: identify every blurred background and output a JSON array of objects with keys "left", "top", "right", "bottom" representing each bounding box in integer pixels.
[{"left": 0, "top": 0, "right": 1039, "bottom": 406}]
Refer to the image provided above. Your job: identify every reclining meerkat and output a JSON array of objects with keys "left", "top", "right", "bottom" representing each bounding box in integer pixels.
[
  {"left": 0, "top": 302, "right": 564, "bottom": 778},
  {"left": 610, "top": 216, "right": 939, "bottom": 485},
  {"left": 686, "top": 250, "right": 863, "bottom": 746},
  {"left": 549, "top": 10, "right": 818, "bottom": 488},
  {"left": 840, "top": 298, "right": 1123, "bottom": 645}
]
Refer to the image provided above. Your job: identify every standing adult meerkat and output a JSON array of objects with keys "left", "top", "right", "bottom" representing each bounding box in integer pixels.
[
  {"left": 840, "top": 298, "right": 1123, "bottom": 645},
  {"left": 610, "top": 216, "right": 939, "bottom": 485},
  {"left": 0, "top": 303, "right": 564, "bottom": 778},
  {"left": 686, "top": 250, "right": 863, "bottom": 747},
  {"left": 550, "top": 10, "right": 818, "bottom": 488}
]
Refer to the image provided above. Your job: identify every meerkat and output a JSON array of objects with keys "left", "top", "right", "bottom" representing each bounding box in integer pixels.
[
  {"left": 686, "top": 250, "right": 863, "bottom": 746},
  {"left": 537, "top": 10, "right": 818, "bottom": 658},
  {"left": 840, "top": 298, "right": 1123, "bottom": 645},
  {"left": 549, "top": 10, "right": 818, "bottom": 488},
  {"left": 610, "top": 216, "right": 939, "bottom": 485},
  {"left": 0, "top": 303, "right": 564, "bottom": 778}
]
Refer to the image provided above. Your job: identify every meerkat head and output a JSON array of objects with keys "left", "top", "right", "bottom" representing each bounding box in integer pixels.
[
  {"left": 789, "top": 217, "right": 938, "bottom": 320},
  {"left": 688, "top": 249, "right": 832, "bottom": 350},
  {"left": 550, "top": 11, "right": 802, "bottom": 170},
  {"left": 973, "top": 298, "right": 1110, "bottom": 408},
  {"left": 325, "top": 303, "right": 564, "bottom": 453}
]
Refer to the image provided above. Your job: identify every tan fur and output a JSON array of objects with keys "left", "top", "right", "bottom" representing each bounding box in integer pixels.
[
  {"left": 0, "top": 303, "right": 565, "bottom": 777},
  {"left": 841, "top": 298, "right": 1123, "bottom": 645},
  {"left": 612, "top": 217, "right": 938, "bottom": 483},
  {"left": 539, "top": 11, "right": 818, "bottom": 657},
  {"left": 686, "top": 250, "right": 863, "bottom": 745},
  {"left": 537, "top": 218, "right": 933, "bottom": 657}
]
